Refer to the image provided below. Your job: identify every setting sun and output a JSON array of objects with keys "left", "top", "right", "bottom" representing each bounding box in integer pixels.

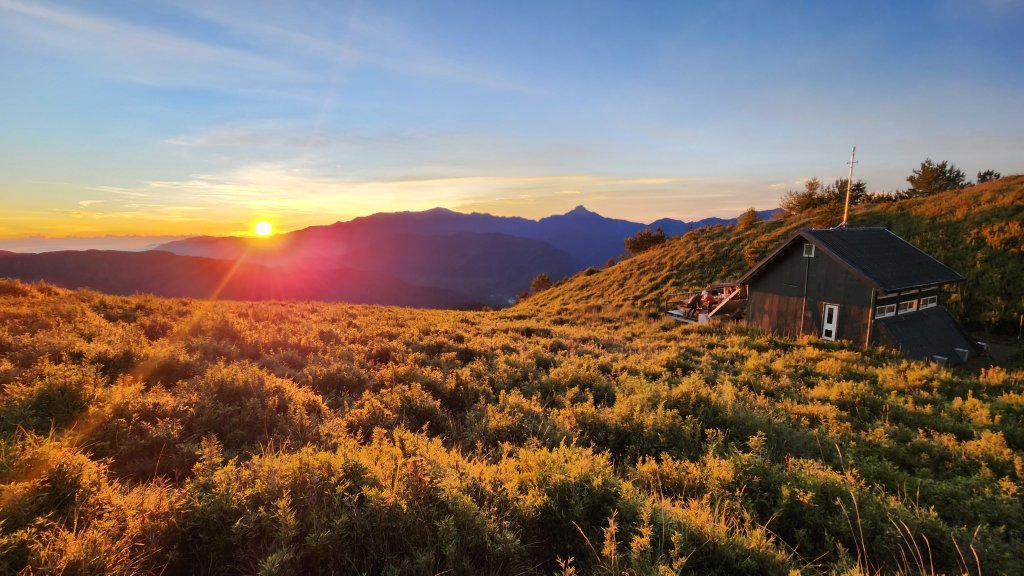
[{"left": 254, "top": 221, "right": 273, "bottom": 237}]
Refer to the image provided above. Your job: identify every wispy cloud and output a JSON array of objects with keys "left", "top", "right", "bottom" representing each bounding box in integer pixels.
[
  {"left": 164, "top": 121, "right": 336, "bottom": 150},
  {"left": 77, "top": 165, "right": 768, "bottom": 223},
  {"left": 167, "top": 0, "right": 533, "bottom": 93},
  {"left": 0, "top": 235, "right": 190, "bottom": 253},
  {"left": 0, "top": 0, "right": 311, "bottom": 91}
]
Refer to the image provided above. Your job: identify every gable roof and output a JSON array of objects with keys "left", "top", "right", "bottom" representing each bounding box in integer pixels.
[{"left": 738, "top": 227, "right": 964, "bottom": 292}]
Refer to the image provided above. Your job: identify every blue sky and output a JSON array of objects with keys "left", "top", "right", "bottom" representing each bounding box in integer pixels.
[{"left": 1, "top": 0, "right": 1022, "bottom": 248}]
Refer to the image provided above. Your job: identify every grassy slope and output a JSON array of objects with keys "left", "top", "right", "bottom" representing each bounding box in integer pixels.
[
  {"left": 0, "top": 280, "right": 1021, "bottom": 574},
  {"left": 0, "top": 178, "right": 1022, "bottom": 574},
  {"left": 520, "top": 176, "right": 1024, "bottom": 330}
]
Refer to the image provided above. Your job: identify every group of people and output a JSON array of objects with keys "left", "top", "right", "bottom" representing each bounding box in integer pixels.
[{"left": 683, "top": 286, "right": 736, "bottom": 319}]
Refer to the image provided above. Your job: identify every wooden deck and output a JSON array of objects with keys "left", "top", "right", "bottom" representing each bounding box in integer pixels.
[{"left": 665, "top": 284, "right": 747, "bottom": 324}]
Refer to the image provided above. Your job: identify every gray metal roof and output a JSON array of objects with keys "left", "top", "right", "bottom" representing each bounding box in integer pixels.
[
  {"left": 739, "top": 227, "right": 964, "bottom": 292},
  {"left": 874, "top": 306, "right": 979, "bottom": 364},
  {"left": 802, "top": 228, "right": 964, "bottom": 291}
]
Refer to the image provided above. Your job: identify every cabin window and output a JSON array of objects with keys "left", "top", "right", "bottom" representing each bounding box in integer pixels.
[
  {"left": 875, "top": 304, "right": 896, "bottom": 318},
  {"left": 920, "top": 295, "right": 937, "bottom": 309},
  {"left": 898, "top": 300, "right": 918, "bottom": 314},
  {"left": 803, "top": 243, "right": 815, "bottom": 257},
  {"left": 822, "top": 303, "right": 838, "bottom": 340}
]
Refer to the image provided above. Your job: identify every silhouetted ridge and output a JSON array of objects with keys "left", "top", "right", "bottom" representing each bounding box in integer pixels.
[{"left": 152, "top": 206, "right": 768, "bottom": 304}]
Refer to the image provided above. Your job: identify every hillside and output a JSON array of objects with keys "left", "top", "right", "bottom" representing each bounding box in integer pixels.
[
  {"left": 0, "top": 280, "right": 1021, "bottom": 574},
  {"left": 521, "top": 176, "right": 1024, "bottom": 331},
  {"left": 0, "top": 250, "right": 473, "bottom": 308},
  {"left": 164, "top": 230, "right": 581, "bottom": 306}
]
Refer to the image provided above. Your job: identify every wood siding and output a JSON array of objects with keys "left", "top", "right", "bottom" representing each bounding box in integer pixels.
[{"left": 746, "top": 241, "right": 874, "bottom": 344}]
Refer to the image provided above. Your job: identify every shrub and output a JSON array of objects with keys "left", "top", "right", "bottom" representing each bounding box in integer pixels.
[
  {"left": 180, "top": 362, "right": 327, "bottom": 455},
  {"left": 624, "top": 227, "right": 667, "bottom": 255},
  {"left": 0, "top": 361, "right": 105, "bottom": 435}
]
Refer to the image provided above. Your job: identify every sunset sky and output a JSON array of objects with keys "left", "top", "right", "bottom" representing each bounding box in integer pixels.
[{"left": 1, "top": 0, "right": 1022, "bottom": 250}]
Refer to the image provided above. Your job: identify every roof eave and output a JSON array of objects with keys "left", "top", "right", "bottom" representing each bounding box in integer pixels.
[{"left": 876, "top": 276, "right": 966, "bottom": 294}]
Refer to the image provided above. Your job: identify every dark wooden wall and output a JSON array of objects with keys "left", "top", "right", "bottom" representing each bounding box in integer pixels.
[{"left": 746, "top": 241, "right": 874, "bottom": 344}]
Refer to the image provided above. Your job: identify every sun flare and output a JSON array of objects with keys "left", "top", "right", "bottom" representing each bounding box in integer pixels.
[{"left": 254, "top": 221, "right": 273, "bottom": 237}]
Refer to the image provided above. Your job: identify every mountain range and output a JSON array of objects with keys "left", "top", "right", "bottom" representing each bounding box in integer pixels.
[{"left": 0, "top": 206, "right": 778, "bottom": 307}]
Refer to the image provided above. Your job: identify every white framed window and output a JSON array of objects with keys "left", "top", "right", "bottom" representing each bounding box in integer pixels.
[
  {"left": 920, "top": 295, "right": 937, "bottom": 309},
  {"left": 875, "top": 304, "right": 896, "bottom": 318},
  {"left": 803, "top": 243, "right": 815, "bottom": 257},
  {"left": 898, "top": 300, "right": 918, "bottom": 314}
]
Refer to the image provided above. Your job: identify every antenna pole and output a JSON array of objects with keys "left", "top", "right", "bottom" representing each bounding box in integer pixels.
[{"left": 840, "top": 146, "right": 858, "bottom": 228}]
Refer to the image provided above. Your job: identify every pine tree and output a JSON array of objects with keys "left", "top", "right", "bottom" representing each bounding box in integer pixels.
[
  {"left": 977, "top": 169, "right": 1001, "bottom": 183},
  {"left": 530, "top": 272, "right": 553, "bottom": 293},
  {"left": 907, "top": 159, "right": 967, "bottom": 196}
]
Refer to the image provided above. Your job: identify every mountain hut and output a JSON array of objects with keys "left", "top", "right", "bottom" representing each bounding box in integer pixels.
[{"left": 735, "top": 227, "right": 981, "bottom": 365}]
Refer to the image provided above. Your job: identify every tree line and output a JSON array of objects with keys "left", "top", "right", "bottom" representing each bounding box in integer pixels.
[{"left": 780, "top": 159, "right": 1002, "bottom": 215}]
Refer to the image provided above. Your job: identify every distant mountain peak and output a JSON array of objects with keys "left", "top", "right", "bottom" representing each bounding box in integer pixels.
[{"left": 566, "top": 205, "right": 596, "bottom": 216}]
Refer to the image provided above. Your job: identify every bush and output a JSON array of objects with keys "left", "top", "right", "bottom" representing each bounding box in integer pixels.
[
  {"left": 0, "top": 284, "right": 1022, "bottom": 574},
  {"left": 181, "top": 362, "right": 327, "bottom": 455},
  {"left": 624, "top": 227, "right": 666, "bottom": 255},
  {"left": 0, "top": 361, "right": 105, "bottom": 435}
]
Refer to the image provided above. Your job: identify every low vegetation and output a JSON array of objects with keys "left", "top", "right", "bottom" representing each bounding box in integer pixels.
[
  {"left": 625, "top": 227, "right": 668, "bottom": 256},
  {"left": 1, "top": 280, "right": 1021, "bottom": 574}
]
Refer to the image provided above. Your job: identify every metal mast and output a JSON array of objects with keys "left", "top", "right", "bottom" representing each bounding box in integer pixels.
[{"left": 840, "top": 146, "right": 858, "bottom": 228}]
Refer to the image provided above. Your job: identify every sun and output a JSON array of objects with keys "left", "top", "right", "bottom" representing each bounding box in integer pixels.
[{"left": 254, "top": 221, "right": 273, "bottom": 237}]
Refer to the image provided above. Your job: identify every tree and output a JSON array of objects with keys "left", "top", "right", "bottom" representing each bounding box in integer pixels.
[
  {"left": 624, "top": 227, "right": 667, "bottom": 255},
  {"left": 780, "top": 177, "right": 827, "bottom": 214},
  {"left": 824, "top": 178, "right": 867, "bottom": 206},
  {"left": 906, "top": 159, "right": 967, "bottom": 196},
  {"left": 530, "top": 272, "right": 552, "bottom": 293},
  {"left": 736, "top": 207, "right": 761, "bottom": 230},
  {"left": 977, "top": 169, "right": 1001, "bottom": 183}
]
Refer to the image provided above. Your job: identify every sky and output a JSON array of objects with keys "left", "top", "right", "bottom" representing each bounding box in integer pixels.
[{"left": 1, "top": 0, "right": 1022, "bottom": 250}]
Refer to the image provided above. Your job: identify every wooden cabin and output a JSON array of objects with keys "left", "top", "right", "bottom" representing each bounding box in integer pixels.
[{"left": 736, "top": 227, "right": 980, "bottom": 365}]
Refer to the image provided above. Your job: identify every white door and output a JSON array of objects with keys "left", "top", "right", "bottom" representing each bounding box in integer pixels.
[{"left": 822, "top": 304, "right": 839, "bottom": 341}]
